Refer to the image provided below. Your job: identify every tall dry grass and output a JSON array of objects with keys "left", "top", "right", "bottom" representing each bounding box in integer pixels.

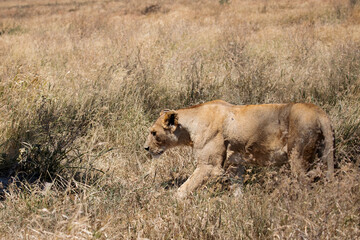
[{"left": 0, "top": 0, "right": 359, "bottom": 239}]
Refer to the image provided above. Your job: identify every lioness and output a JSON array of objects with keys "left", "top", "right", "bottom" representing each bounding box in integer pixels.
[{"left": 144, "top": 100, "right": 334, "bottom": 198}]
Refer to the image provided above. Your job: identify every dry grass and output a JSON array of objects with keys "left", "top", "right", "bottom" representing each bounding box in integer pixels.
[{"left": 0, "top": 0, "right": 360, "bottom": 239}]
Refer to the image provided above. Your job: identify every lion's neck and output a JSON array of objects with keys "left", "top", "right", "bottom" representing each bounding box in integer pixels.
[
  {"left": 173, "top": 124, "right": 192, "bottom": 146},
  {"left": 176, "top": 109, "right": 202, "bottom": 146}
]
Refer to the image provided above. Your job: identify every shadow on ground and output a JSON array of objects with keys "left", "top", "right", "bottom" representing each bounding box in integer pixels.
[{"left": 160, "top": 176, "right": 188, "bottom": 190}]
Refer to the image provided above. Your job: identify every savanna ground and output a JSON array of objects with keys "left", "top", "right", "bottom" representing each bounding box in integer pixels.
[{"left": 0, "top": 0, "right": 360, "bottom": 239}]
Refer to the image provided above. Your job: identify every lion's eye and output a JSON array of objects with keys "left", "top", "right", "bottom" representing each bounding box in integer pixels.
[{"left": 151, "top": 131, "right": 156, "bottom": 136}]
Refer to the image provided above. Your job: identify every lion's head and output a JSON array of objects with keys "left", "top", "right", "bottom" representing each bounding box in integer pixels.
[{"left": 144, "top": 110, "right": 180, "bottom": 158}]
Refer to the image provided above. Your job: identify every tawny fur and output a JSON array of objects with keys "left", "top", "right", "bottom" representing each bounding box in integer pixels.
[{"left": 144, "top": 100, "right": 334, "bottom": 198}]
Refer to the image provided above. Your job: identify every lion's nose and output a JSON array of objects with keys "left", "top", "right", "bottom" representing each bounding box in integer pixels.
[{"left": 144, "top": 146, "right": 149, "bottom": 151}]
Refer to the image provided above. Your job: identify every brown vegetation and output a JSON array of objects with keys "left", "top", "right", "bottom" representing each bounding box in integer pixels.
[{"left": 0, "top": 0, "right": 359, "bottom": 239}]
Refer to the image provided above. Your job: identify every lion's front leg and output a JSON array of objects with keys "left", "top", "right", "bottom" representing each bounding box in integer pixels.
[
  {"left": 176, "top": 164, "right": 222, "bottom": 199},
  {"left": 176, "top": 138, "right": 226, "bottom": 199},
  {"left": 225, "top": 151, "right": 245, "bottom": 197}
]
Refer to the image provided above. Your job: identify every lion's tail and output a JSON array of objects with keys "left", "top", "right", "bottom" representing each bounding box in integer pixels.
[{"left": 319, "top": 114, "right": 335, "bottom": 180}]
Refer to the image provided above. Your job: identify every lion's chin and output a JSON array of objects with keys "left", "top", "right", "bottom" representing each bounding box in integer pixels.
[{"left": 151, "top": 150, "right": 164, "bottom": 159}]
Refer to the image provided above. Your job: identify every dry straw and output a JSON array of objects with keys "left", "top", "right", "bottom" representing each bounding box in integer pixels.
[{"left": 0, "top": 0, "right": 359, "bottom": 239}]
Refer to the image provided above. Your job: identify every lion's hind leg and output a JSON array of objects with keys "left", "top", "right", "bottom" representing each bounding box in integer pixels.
[{"left": 288, "top": 128, "right": 319, "bottom": 183}]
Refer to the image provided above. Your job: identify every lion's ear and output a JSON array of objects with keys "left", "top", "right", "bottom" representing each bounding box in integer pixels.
[{"left": 162, "top": 110, "right": 178, "bottom": 131}]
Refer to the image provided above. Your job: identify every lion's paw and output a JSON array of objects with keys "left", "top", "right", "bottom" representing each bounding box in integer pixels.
[{"left": 175, "top": 190, "right": 187, "bottom": 200}]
